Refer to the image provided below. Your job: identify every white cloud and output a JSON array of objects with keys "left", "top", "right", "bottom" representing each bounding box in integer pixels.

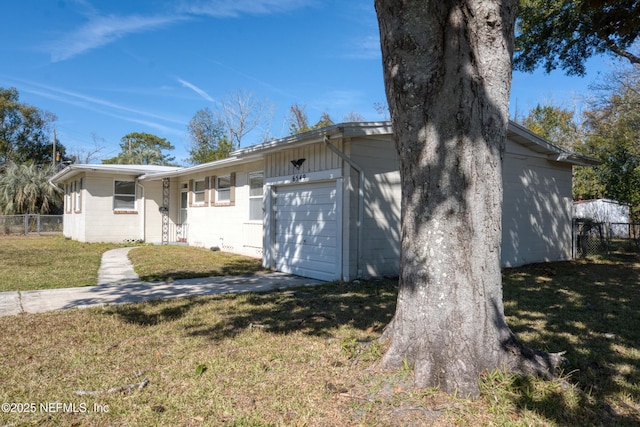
[
  {"left": 10, "top": 78, "right": 185, "bottom": 134},
  {"left": 180, "top": 0, "right": 316, "bottom": 17},
  {"left": 176, "top": 78, "right": 216, "bottom": 103},
  {"left": 46, "top": 0, "right": 316, "bottom": 62},
  {"left": 48, "top": 14, "right": 187, "bottom": 62}
]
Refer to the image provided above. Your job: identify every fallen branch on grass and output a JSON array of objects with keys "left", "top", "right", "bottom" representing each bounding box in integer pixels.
[{"left": 75, "top": 378, "right": 149, "bottom": 396}]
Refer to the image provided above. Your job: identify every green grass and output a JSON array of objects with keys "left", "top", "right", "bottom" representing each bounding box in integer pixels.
[
  {"left": 0, "top": 235, "right": 123, "bottom": 291},
  {"left": 1, "top": 237, "right": 640, "bottom": 425},
  {"left": 128, "top": 245, "right": 266, "bottom": 282},
  {"left": 0, "top": 236, "right": 266, "bottom": 292},
  {"left": 500, "top": 251, "right": 640, "bottom": 425}
]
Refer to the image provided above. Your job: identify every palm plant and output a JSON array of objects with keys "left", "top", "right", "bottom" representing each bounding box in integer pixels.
[{"left": 0, "top": 161, "right": 62, "bottom": 214}]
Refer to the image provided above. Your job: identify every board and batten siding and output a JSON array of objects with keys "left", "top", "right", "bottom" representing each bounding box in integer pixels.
[{"left": 264, "top": 141, "right": 342, "bottom": 178}]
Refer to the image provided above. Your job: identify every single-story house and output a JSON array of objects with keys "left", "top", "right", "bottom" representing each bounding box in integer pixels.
[{"left": 50, "top": 121, "right": 597, "bottom": 281}]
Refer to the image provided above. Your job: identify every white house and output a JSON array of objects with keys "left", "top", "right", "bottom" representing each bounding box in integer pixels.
[{"left": 50, "top": 121, "right": 597, "bottom": 281}]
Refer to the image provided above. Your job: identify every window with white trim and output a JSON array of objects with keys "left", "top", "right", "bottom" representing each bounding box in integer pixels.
[
  {"left": 194, "top": 179, "right": 206, "bottom": 204},
  {"left": 65, "top": 183, "right": 72, "bottom": 213},
  {"left": 248, "top": 172, "right": 264, "bottom": 221},
  {"left": 114, "top": 180, "right": 136, "bottom": 210},
  {"left": 216, "top": 175, "right": 231, "bottom": 203},
  {"left": 75, "top": 178, "right": 83, "bottom": 212}
]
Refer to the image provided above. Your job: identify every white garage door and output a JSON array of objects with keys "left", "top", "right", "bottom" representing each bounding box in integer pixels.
[{"left": 274, "top": 182, "right": 339, "bottom": 281}]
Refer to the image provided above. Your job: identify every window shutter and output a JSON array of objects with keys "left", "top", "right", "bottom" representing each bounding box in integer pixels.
[
  {"left": 229, "top": 172, "right": 236, "bottom": 205},
  {"left": 188, "top": 179, "right": 194, "bottom": 207},
  {"left": 210, "top": 175, "right": 217, "bottom": 205}
]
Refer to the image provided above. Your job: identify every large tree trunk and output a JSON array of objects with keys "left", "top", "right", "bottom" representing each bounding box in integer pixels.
[{"left": 375, "top": 0, "right": 563, "bottom": 396}]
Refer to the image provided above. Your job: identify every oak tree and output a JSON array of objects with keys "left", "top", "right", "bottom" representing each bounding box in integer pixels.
[
  {"left": 375, "top": 0, "right": 562, "bottom": 396},
  {"left": 515, "top": 0, "right": 640, "bottom": 75},
  {"left": 0, "top": 87, "right": 63, "bottom": 166}
]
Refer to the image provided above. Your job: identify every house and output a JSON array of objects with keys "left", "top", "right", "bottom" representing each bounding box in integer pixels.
[
  {"left": 50, "top": 121, "right": 597, "bottom": 281},
  {"left": 574, "top": 198, "right": 632, "bottom": 238}
]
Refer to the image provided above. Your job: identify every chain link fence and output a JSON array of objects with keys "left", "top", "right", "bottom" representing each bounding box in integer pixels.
[
  {"left": 573, "top": 219, "right": 640, "bottom": 257},
  {"left": 1, "top": 215, "right": 63, "bottom": 236}
]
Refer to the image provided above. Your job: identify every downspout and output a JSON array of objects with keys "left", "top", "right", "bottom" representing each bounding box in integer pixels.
[
  {"left": 136, "top": 181, "right": 145, "bottom": 242},
  {"left": 323, "top": 134, "right": 365, "bottom": 278}
]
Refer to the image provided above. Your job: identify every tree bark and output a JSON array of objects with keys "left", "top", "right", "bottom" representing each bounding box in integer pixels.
[{"left": 375, "top": 0, "right": 563, "bottom": 396}]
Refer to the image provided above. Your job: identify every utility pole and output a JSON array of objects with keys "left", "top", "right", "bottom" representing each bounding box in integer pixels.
[{"left": 52, "top": 127, "right": 57, "bottom": 168}]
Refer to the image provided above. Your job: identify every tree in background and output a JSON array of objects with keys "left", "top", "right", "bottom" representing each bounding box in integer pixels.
[
  {"left": 575, "top": 65, "right": 640, "bottom": 216},
  {"left": 187, "top": 108, "right": 232, "bottom": 165},
  {"left": 216, "top": 90, "right": 274, "bottom": 149},
  {"left": 287, "top": 104, "right": 335, "bottom": 135},
  {"left": 515, "top": 0, "right": 640, "bottom": 76},
  {"left": 520, "top": 103, "right": 584, "bottom": 150},
  {"left": 0, "top": 87, "right": 64, "bottom": 166},
  {"left": 0, "top": 161, "right": 61, "bottom": 214},
  {"left": 67, "top": 133, "right": 105, "bottom": 164},
  {"left": 343, "top": 111, "right": 365, "bottom": 122},
  {"left": 102, "top": 132, "right": 176, "bottom": 166},
  {"left": 287, "top": 103, "right": 310, "bottom": 134}
]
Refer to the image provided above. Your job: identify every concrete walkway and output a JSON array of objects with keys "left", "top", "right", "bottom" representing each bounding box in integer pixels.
[{"left": 0, "top": 248, "right": 324, "bottom": 317}]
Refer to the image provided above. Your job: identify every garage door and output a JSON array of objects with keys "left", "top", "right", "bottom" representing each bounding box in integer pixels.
[{"left": 274, "top": 182, "right": 339, "bottom": 281}]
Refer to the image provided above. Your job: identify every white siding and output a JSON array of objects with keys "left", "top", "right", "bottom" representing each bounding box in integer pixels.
[
  {"left": 181, "top": 161, "right": 263, "bottom": 259},
  {"left": 501, "top": 147, "right": 573, "bottom": 267},
  {"left": 83, "top": 174, "right": 142, "bottom": 243},
  {"left": 350, "top": 134, "right": 575, "bottom": 277},
  {"left": 349, "top": 136, "right": 401, "bottom": 278}
]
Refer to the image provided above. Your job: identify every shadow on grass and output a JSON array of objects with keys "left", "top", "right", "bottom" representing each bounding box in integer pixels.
[
  {"left": 502, "top": 252, "right": 640, "bottom": 426},
  {"left": 100, "top": 253, "right": 640, "bottom": 425},
  {"left": 102, "top": 279, "right": 398, "bottom": 337}
]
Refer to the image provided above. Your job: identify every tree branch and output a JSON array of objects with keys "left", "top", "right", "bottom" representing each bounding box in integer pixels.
[{"left": 606, "top": 39, "right": 640, "bottom": 65}]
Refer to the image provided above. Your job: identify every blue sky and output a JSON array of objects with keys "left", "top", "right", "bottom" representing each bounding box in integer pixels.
[{"left": 1, "top": 0, "right": 616, "bottom": 165}]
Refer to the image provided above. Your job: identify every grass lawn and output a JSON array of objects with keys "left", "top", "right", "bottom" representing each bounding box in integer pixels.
[
  {"left": 0, "top": 236, "right": 122, "bottom": 292},
  {"left": 0, "top": 236, "right": 266, "bottom": 292},
  {"left": 1, "top": 244, "right": 639, "bottom": 426}
]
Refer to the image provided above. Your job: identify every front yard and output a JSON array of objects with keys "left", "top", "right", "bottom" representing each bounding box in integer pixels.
[
  {"left": 0, "top": 237, "right": 639, "bottom": 425},
  {"left": 0, "top": 236, "right": 265, "bottom": 292}
]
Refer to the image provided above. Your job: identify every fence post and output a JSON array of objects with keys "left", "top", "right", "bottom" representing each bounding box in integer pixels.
[
  {"left": 37, "top": 214, "right": 41, "bottom": 235},
  {"left": 24, "top": 214, "right": 28, "bottom": 235}
]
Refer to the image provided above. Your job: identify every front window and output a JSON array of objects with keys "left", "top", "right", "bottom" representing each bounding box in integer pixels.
[
  {"left": 248, "top": 172, "right": 263, "bottom": 220},
  {"left": 114, "top": 180, "right": 136, "bottom": 210},
  {"left": 217, "top": 175, "right": 231, "bottom": 203},
  {"left": 194, "top": 179, "right": 206, "bottom": 204},
  {"left": 65, "top": 183, "right": 72, "bottom": 213},
  {"left": 75, "top": 178, "right": 83, "bottom": 212}
]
